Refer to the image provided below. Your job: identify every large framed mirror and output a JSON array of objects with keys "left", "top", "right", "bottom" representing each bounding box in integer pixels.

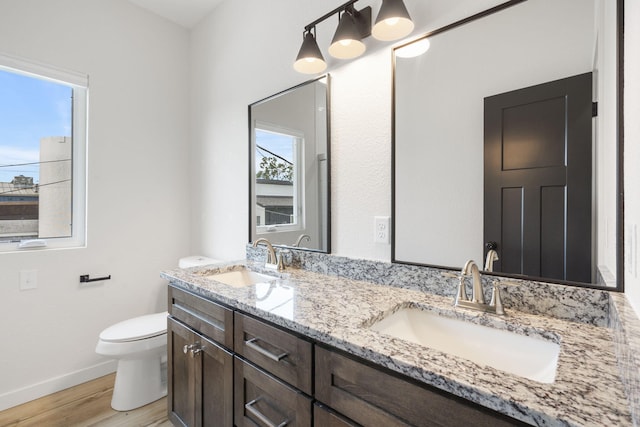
[
  {"left": 393, "top": 0, "right": 623, "bottom": 290},
  {"left": 249, "top": 75, "right": 331, "bottom": 252}
]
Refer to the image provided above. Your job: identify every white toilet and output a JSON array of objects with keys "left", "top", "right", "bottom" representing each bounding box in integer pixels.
[
  {"left": 96, "top": 312, "right": 169, "bottom": 411},
  {"left": 95, "top": 256, "right": 220, "bottom": 411}
]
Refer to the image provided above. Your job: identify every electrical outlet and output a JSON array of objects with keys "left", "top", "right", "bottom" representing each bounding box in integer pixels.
[
  {"left": 19, "top": 270, "right": 37, "bottom": 290},
  {"left": 374, "top": 216, "right": 390, "bottom": 244}
]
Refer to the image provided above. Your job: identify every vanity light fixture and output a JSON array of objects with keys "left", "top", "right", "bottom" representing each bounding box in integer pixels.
[
  {"left": 372, "top": 0, "right": 415, "bottom": 41},
  {"left": 294, "top": 28, "right": 327, "bottom": 74},
  {"left": 294, "top": 0, "right": 414, "bottom": 74},
  {"left": 328, "top": 6, "right": 371, "bottom": 59}
]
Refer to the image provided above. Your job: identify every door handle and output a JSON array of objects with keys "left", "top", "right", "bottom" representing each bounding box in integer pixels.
[
  {"left": 245, "top": 398, "right": 288, "bottom": 427},
  {"left": 245, "top": 338, "right": 288, "bottom": 362}
]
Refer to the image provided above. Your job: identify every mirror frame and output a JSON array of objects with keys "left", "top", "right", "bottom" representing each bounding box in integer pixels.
[
  {"left": 248, "top": 75, "right": 332, "bottom": 253},
  {"left": 391, "top": 0, "right": 625, "bottom": 291}
]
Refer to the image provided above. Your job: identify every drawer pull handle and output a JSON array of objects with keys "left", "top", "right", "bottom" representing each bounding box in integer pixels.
[
  {"left": 245, "top": 338, "right": 288, "bottom": 362},
  {"left": 245, "top": 398, "right": 288, "bottom": 427}
]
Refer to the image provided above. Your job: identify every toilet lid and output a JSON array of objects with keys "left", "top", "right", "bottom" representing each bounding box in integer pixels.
[{"left": 99, "top": 312, "right": 168, "bottom": 342}]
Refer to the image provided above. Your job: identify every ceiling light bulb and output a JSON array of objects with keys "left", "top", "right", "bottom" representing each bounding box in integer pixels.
[{"left": 372, "top": 0, "right": 414, "bottom": 41}]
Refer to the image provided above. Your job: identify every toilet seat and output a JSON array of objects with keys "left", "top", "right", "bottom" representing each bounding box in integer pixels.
[{"left": 99, "top": 312, "right": 168, "bottom": 343}]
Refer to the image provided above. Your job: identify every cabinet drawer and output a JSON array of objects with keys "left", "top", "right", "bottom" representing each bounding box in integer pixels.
[
  {"left": 234, "top": 312, "right": 312, "bottom": 395},
  {"left": 315, "top": 346, "right": 523, "bottom": 427},
  {"left": 235, "top": 357, "right": 312, "bottom": 427},
  {"left": 314, "top": 403, "right": 360, "bottom": 427},
  {"left": 169, "top": 285, "right": 233, "bottom": 349}
]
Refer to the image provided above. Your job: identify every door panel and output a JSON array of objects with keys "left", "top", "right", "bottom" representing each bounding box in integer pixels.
[
  {"left": 168, "top": 318, "right": 196, "bottom": 427},
  {"left": 484, "top": 72, "right": 592, "bottom": 282}
]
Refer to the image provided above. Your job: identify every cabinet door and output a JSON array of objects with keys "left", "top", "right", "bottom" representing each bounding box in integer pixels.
[
  {"left": 315, "top": 346, "right": 524, "bottom": 427},
  {"left": 168, "top": 318, "right": 197, "bottom": 427},
  {"left": 199, "top": 333, "right": 234, "bottom": 427},
  {"left": 168, "top": 318, "right": 234, "bottom": 427},
  {"left": 235, "top": 357, "right": 312, "bottom": 427}
]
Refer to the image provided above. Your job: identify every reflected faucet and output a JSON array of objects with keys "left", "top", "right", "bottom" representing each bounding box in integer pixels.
[
  {"left": 484, "top": 249, "right": 499, "bottom": 272},
  {"left": 293, "top": 234, "right": 310, "bottom": 247},
  {"left": 252, "top": 238, "right": 284, "bottom": 271}
]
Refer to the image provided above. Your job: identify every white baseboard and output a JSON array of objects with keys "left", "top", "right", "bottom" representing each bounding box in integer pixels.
[{"left": 0, "top": 360, "right": 117, "bottom": 411}]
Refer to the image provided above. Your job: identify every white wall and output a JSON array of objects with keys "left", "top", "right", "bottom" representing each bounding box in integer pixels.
[
  {"left": 0, "top": 0, "right": 191, "bottom": 410},
  {"left": 189, "top": 0, "right": 512, "bottom": 262},
  {"left": 624, "top": 1, "right": 640, "bottom": 312}
]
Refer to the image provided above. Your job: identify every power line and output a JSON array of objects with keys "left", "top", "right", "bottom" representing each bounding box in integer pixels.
[
  {"left": 256, "top": 145, "right": 293, "bottom": 165},
  {"left": 0, "top": 159, "right": 71, "bottom": 169}
]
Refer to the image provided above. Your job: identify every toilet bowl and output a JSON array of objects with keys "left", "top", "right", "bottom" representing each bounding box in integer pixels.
[{"left": 95, "top": 311, "right": 168, "bottom": 411}]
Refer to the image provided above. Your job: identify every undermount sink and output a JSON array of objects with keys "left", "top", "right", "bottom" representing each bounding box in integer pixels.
[
  {"left": 369, "top": 307, "right": 560, "bottom": 384},
  {"left": 203, "top": 268, "right": 278, "bottom": 288}
]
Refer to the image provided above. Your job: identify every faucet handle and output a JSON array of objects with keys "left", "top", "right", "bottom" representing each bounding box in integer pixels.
[
  {"left": 442, "top": 272, "right": 459, "bottom": 279},
  {"left": 490, "top": 281, "right": 505, "bottom": 315},
  {"left": 276, "top": 253, "right": 285, "bottom": 271}
]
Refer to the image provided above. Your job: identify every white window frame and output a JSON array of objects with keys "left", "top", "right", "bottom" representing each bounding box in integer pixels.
[
  {"left": 254, "top": 122, "right": 305, "bottom": 234},
  {"left": 0, "top": 53, "right": 88, "bottom": 252}
]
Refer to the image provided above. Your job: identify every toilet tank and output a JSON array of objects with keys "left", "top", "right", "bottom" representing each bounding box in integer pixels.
[{"left": 178, "top": 256, "right": 220, "bottom": 269}]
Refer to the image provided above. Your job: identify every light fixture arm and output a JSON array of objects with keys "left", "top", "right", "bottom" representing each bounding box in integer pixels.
[{"left": 303, "top": 0, "right": 363, "bottom": 33}]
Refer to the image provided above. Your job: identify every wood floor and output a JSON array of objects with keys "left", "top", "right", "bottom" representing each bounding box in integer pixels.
[{"left": 0, "top": 373, "right": 172, "bottom": 427}]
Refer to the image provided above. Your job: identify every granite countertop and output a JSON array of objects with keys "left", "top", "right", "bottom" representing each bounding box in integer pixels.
[{"left": 161, "top": 261, "right": 632, "bottom": 426}]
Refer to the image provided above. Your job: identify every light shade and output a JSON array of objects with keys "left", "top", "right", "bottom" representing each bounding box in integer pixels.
[
  {"left": 372, "top": 0, "right": 414, "bottom": 41},
  {"left": 328, "top": 11, "right": 366, "bottom": 59},
  {"left": 294, "top": 31, "right": 327, "bottom": 74}
]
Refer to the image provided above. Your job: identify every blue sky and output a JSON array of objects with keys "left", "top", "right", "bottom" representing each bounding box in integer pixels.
[
  {"left": 255, "top": 129, "right": 295, "bottom": 171},
  {"left": 0, "top": 68, "right": 72, "bottom": 183}
]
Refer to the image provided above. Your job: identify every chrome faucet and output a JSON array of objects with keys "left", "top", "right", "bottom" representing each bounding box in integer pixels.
[
  {"left": 252, "top": 238, "right": 284, "bottom": 271},
  {"left": 462, "top": 260, "right": 485, "bottom": 304},
  {"left": 293, "top": 234, "right": 310, "bottom": 247},
  {"left": 451, "top": 259, "right": 504, "bottom": 315}
]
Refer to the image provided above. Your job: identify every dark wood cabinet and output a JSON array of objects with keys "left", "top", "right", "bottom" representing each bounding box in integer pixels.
[
  {"left": 168, "top": 285, "right": 234, "bottom": 427},
  {"left": 315, "top": 346, "right": 524, "bottom": 427},
  {"left": 167, "top": 318, "right": 233, "bottom": 427},
  {"left": 235, "top": 357, "right": 312, "bottom": 427}
]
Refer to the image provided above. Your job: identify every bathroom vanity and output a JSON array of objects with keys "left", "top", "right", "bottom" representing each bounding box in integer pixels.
[{"left": 161, "top": 251, "right": 635, "bottom": 426}]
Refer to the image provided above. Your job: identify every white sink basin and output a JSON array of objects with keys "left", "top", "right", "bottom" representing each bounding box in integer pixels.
[
  {"left": 369, "top": 307, "right": 560, "bottom": 383},
  {"left": 203, "top": 268, "right": 278, "bottom": 288}
]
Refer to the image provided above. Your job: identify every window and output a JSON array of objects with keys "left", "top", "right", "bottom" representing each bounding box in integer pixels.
[
  {"left": 0, "top": 53, "right": 87, "bottom": 251},
  {"left": 254, "top": 124, "right": 304, "bottom": 232}
]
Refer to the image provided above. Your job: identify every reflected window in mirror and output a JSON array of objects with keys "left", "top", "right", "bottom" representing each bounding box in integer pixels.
[
  {"left": 249, "top": 75, "right": 330, "bottom": 253},
  {"left": 255, "top": 125, "right": 303, "bottom": 230}
]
